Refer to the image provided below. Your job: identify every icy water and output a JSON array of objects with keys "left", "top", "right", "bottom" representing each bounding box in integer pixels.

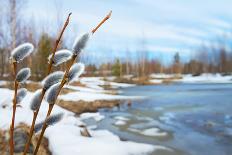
[{"left": 90, "top": 83, "right": 232, "bottom": 155}]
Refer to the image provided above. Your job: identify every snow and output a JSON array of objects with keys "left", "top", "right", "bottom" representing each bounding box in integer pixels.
[
  {"left": 150, "top": 73, "right": 232, "bottom": 84},
  {"left": 80, "top": 112, "right": 105, "bottom": 122},
  {"left": 128, "top": 127, "right": 168, "bottom": 137},
  {"left": 149, "top": 79, "right": 163, "bottom": 84},
  {"left": 176, "top": 73, "right": 232, "bottom": 83},
  {"left": 113, "top": 116, "right": 130, "bottom": 126},
  {"left": 64, "top": 85, "right": 107, "bottom": 93},
  {"left": 0, "top": 88, "right": 162, "bottom": 155},
  {"left": 142, "top": 128, "right": 168, "bottom": 137},
  {"left": 114, "top": 120, "right": 127, "bottom": 126},
  {"left": 114, "top": 116, "right": 130, "bottom": 121},
  {"left": 80, "top": 77, "right": 135, "bottom": 89},
  {"left": 150, "top": 74, "right": 174, "bottom": 79},
  {"left": 0, "top": 80, "right": 7, "bottom": 86},
  {"left": 59, "top": 91, "right": 142, "bottom": 102}
]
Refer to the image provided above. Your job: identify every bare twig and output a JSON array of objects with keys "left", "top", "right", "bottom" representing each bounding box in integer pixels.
[
  {"left": 23, "top": 13, "right": 72, "bottom": 155},
  {"left": 34, "top": 11, "right": 112, "bottom": 155}
]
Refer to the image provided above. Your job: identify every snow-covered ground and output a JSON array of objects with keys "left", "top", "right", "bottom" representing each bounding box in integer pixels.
[
  {"left": 60, "top": 77, "right": 142, "bottom": 102},
  {"left": 0, "top": 77, "right": 168, "bottom": 155},
  {"left": 80, "top": 77, "right": 135, "bottom": 89},
  {"left": 0, "top": 88, "right": 168, "bottom": 155},
  {"left": 176, "top": 73, "right": 232, "bottom": 83},
  {"left": 149, "top": 73, "right": 232, "bottom": 84}
]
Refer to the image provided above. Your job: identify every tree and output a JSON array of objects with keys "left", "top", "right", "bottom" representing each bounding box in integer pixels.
[
  {"left": 33, "top": 33, "right": 53, "bottom": 79},
  {"left": 172, "top": 52, "right": 181, "bottom": 74},
  {"left": 112, "top": 59, "right": 121, "bottom": 77}
]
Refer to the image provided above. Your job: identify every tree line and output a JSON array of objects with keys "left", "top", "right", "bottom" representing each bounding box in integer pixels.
[{"left": 0, "top": 0, "right": 232, "bottom": 80}]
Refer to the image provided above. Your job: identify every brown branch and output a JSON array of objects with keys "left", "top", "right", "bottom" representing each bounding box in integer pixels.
[
  {"left": 46, "top": 13, "right": 72, "bottom": 75},
  {"left": 34, "top": 11, "right": 112, "bottom": 154},
  {"left": 23, "top": 13, "right": 72, "bottom": 155},
  {"left": 9, "top": 61, "right": 18, "bottom": 155},
  {"left": 92, "top": 10, "right": 112, "bottom": 34},
  {"left": 33, "top": 55, "right": 76, "bottom": 155},
  {"left": 23, "top": 89, "right": 46, "bottom": 155}
]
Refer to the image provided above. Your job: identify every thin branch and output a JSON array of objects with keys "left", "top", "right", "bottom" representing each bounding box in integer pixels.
[
  {"left": 23, "top": 13, "right": 72, "bottom": 155},
  {"left": 92, "top": 10, "right": 112, "bottom": 34},
  {"left": 34, "top": 11, "right": 112, "bottom": 154},
  {"left": 46, "top": 13, "right": 72, "bottom": 75},
  {"left": 9, "top": 61, "right": 18, "bottom": 155}
]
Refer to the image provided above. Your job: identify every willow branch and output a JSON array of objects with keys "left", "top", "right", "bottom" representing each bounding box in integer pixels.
[
  {"left": 47, "top": 13, "right": 72, "bottom": 75},
  {"left": 92, "top": 10, "right": 112, "bottom": 34},
  {"left": 9, "top": 61, "right": 18, "bottom": 155},
  {"left": 34, "top": 11, "right": 112, "bottom": 154},
  {"left": 23, "top": 13, "right": 72, "bottom": 155}
]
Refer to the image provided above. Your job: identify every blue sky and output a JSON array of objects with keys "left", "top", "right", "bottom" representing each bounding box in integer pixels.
[{"left": 25, "top": 0, "right": 232, "bottom": 64}]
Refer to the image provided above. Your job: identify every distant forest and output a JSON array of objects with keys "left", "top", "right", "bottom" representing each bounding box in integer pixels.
[{"left": 0, "top": 0, "right": 232, "bottom": 80}]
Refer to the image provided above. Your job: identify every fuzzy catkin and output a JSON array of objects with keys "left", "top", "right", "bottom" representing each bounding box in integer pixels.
[
  {"left": 16, "top": 68, "right": 31, "bottom": 83},
  {"left": 46, "top": 113, "right": 64, "bottom": 126},
  {"left": 42, "top": 71, "right": 64, "bottom": 90},
  {"left": 34, "top": 122, "right": 44, "bottom": 133},
  {"left": 11, "top": 43, "right": 34, "bottom": 62},
  {"left": 16, "top": 88, "right": 27, "bottom": 103},
  {"left": 34, "top": 113, "right": 64, "bottom": 133},
  {"left": 72, "top": 33, "right": 90, "bottom": 55},
  {"left": 48, "top": 50, "right": 72, "bottom": 66},
  {"left": 45, "top": 83, "right": 60, "bottom": 104},
  {"left": 67, "top": 63, "right": 85, "bottom": 83},
  {"left": 30, "top": 89, "right": 42, "bottom": 111}
]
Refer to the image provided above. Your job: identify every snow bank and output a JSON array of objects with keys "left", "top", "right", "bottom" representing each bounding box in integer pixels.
[
  {"left": 150, "top": 73, "right": 232, "bottom": 84},
  {"left": 150, "top": 74, "right": 174, "bottom": 79},
  {"left": 0, "top": 88, "right": 159, "bottom": 155},
  {"left": 59, "top": 91, "right": 142, "bottom": 102},
  {"left": 80, "top": 77, "right": 135, "bottom": 89},
  {"left": 176, "top": 73, "right": 232, "bottom": 83}
]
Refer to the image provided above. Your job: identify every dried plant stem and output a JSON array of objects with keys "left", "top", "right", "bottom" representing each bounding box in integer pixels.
[
  {"left": 34, "top": 11, "right": 112, "bottom": 155},
  {"left": 9, "top": 61, "right": 18, "bottom": 155},
  {"left": 23, "top": 13, "right": 72, "bottom": 155}
]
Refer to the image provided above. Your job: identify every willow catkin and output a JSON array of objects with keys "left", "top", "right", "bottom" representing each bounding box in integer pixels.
[
  {"left": 67, "top": 63, "right": 85, "bottom": 83},
  {"left": 16, "top": 88, "right": 27, "bottom": 103},
  {"left": 16, "top": 68, "right": 31, "bottom": 83},
  {"left": 34, "top": 113, "right": 64, "bottom": 133},
  {"left": 48, "top": 50, "right": 72, "bottom": 66},
  {"left": 11, "top": 43, "right": 34, "bottom": 62},
  {"left": 45, "top": 83, "right": 60, "bottom": 104},
  {"left": 46, "top": 113, "right": 64, "bottom": 126},
  {"left": 72, "top": 33, "right": 90, "bottom": 55},
  {"left": 30, "top": 89, "right": 42, "bottom": 111},
  {"left": 42, "top": 71, "right": 64, "bottom": 90}
]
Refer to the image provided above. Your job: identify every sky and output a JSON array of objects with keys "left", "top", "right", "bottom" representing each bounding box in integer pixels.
[{"left": 25, "top": 0, "right": 232, "bottom": 64}]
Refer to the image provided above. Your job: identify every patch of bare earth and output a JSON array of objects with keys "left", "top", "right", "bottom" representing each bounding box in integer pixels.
[
  {"left": 0, "top": 123, "right": 51, "bottom": 155},
  {"left": 57, "top": 99, "right": 122, "bottom": 114}
]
